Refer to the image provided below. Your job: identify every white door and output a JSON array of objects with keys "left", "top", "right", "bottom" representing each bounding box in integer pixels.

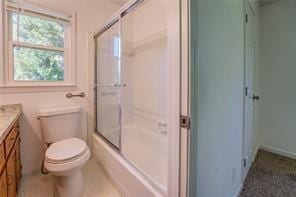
[{"left": 242, "top": 1, "right": 255, "bottom": 181}]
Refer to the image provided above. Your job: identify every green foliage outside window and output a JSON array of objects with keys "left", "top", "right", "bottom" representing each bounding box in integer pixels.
[
  {"left": 12, "top": 12, "right": 65, "bottom": 81},
  {"left": 14, "top": 47, "right": 64, "bottom": 81}
]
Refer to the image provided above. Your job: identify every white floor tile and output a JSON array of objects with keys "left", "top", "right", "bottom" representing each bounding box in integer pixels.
[{"left": 18, "top": 159, "right": 121, "bottom": 197}]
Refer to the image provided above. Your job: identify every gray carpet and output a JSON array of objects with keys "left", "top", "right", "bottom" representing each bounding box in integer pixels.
[{"left": 240, "top": 150, "right": 296, "bottom": 197}]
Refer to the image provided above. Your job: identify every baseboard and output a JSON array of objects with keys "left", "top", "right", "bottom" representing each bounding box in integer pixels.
[
  {"left": 22, "top": 168, "right": 42, "bottom": 179},
  {"left": 252, "top": 144, "right": 260, "bottom": 162},
  {"left": 233, "top": 183, "right": 243, "bottom": 197},
  {"left": 260, "top": 144, "right": 296, "bottom": 160}
]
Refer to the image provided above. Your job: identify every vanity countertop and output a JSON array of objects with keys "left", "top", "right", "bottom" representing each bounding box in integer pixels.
[{"left": 0, "top": 104, "right": 22, "bottom": 144}]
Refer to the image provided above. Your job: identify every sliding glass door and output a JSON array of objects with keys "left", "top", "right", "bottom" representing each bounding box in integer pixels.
[
  {"left": 120, "top": 1, "right": 168, "bottom": 187},
  {"left": 95, "top": 20, "right": 121, "bottom": 149},
  {"left": 95, "top": 0, "right": 169, "bottom": 189}
]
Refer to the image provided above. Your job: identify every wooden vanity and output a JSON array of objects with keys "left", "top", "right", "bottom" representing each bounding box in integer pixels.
[{"left": 0, "top": 104, "right": 22, "bottom": 197}]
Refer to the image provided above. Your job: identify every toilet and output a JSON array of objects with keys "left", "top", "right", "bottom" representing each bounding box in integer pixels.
[{"left": 38, "top": 106, "right": 90, "bottom": 197}]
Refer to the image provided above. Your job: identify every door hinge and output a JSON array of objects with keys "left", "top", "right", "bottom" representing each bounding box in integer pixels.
[
  {"left": 243, "top": 158, "right": 247, "bottom": 167},
  {"left": 180, "top": 115, "right": 190, "bottom": 129},
  {"left": 245, "top": 87, "right": 248, "bottom": 96},
  {"left": 245, "top": 14, "right": 248, "bottom": 23}
]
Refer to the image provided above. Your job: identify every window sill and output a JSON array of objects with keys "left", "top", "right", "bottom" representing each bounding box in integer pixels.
[{"left": 0, "top": 84, "right": 78, "bottom": 93}]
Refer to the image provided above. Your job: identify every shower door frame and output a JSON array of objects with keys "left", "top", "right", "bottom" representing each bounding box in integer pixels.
[
  {"left": 93, "top": 0, "right": 182, "bottom": 196},
  {"left": 94, "top": 17, "right": 122, "bottom": 151}
]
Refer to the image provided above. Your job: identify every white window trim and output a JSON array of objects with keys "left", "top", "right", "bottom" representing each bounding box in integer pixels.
[{"left": 0, "top": 0, "right": 77, "bottom": 91}]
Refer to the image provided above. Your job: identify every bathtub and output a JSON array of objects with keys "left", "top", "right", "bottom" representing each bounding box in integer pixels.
[{"left": 91, "top": 125, "right": 167, "bottom": 197}]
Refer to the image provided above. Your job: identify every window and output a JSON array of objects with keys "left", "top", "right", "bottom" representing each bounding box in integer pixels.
[{"left": 3, "top": 0, "right": 76, "bottom": 86}]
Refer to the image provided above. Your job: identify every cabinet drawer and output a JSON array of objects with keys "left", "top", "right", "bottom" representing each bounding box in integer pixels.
[{"left": 5, "top": 126, "right": 18, "bottom": 156}]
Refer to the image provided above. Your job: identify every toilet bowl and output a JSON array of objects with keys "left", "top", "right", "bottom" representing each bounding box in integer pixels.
[{"left": 44, "top": 138, "right": 91, "bottom": 197}]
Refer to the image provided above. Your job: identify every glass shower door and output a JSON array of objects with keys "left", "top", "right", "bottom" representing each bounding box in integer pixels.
[
  {"left": 95, "top": 0, "right": 169, "bottom": 189},
  {"left": 95, "top": 20, "right": 121, "bottom": 149},
  {"left": 121, "top": 0, "right": 168, "bottom": 187}
]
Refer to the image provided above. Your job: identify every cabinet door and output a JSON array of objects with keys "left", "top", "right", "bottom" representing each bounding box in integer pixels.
[
  {"left": 5, "top": 127, "right": 17, "bottom": 157},
  {"left": 0, "top": 170, "right": 7, "bottom": 197},
  {"left": 15, "top": 138, "right": 21, "bottom": 190},
  {"left": 0, "top": 143, "right": 5, "bottom": 172},
  {"left": 7, "top": 148, "right": 16, "bottom": 197}
]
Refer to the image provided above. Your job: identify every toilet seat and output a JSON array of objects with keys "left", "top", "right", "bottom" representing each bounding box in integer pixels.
[
  {"left": 44, "top": 138, "right": 90, "bottom": 175},
  {"left": 46, "top": 138, "right": 88, "bottom": 164}
]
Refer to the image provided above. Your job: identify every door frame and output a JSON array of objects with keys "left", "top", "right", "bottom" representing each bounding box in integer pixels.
[
  {"left": 180, "top": 0, "right": 190, "bottom": 196},
  {"left": 188, "top": 0, "right": 198, "bottom": 196},
  {"left": 167, "top": 0, "right": 182, "bottom": 196},
  {"left": 93, "top": 18, "right": 122, "bottom": 152}
]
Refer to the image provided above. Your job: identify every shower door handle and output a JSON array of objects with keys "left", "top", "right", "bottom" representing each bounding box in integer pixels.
[
  {"left": 114, "top": 84, "right": 127, "bottom": 87},
  {"left": 94, "top": 84, "right": 127, "bottom": 87}
]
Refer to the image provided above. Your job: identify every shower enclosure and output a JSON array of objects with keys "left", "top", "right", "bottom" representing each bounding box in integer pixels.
[{"left": 94, "top": 0, "right": 169, "bottom": 190}]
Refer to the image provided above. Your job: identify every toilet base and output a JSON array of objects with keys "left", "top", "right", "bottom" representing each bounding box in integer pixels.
[{"left": 54, "top": 170, "right": 84, "bottom": 197}]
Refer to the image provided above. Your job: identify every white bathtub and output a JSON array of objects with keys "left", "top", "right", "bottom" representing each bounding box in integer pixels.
[{"left": 91, "top": 125, "right": 167, "bottom": 197}]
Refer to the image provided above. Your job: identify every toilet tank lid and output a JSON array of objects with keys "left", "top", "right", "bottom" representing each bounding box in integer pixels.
[{"left": 38, "top": 106, "right": 81, "bottom": 117}]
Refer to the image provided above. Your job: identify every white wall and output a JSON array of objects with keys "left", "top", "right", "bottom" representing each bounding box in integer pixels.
[
  {"left": 0, "top": 0, "right": 121, "bottom": 175},
  {"left": 258, "top": 1, "right": 296, "bottom": 156},
  {"left": 194, "top": 0, "right": 244, "bottom": 196}
]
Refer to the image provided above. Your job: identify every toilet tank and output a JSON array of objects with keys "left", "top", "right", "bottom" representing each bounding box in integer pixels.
[{"left": 38, "top": 106, "right": 81, "bottom": 144}]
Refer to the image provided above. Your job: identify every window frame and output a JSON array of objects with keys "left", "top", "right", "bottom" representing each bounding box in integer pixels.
[{"left": 2, "top": 0, "right": 77, "bottom": 88}]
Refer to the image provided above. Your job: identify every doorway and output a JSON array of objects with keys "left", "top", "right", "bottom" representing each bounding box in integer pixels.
[{"left": 242, "top": 0, "right": 256, "bottom": 182}]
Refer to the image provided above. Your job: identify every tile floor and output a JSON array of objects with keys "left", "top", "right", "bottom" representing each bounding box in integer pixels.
[{"left": 18, "top": 159, "right": 121, "bottom": 197}]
